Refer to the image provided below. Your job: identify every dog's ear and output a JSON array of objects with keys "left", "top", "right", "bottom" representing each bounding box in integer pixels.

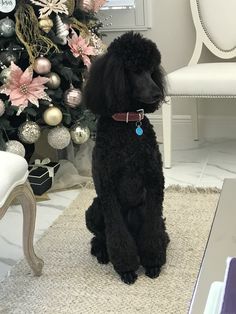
[{"left": 82, "top": 54, "right": 127, "bottom": 115}]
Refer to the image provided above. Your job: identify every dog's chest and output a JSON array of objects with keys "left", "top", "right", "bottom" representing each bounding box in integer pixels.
[
  {"left": 120, "top": 123, "right": 156, "bottom": 155},
  {"left": 115, "top": 133, "right": 157, "bottom": 178},
  {"left": 95, "top": 118, "right": 160, "bottom": 171}
]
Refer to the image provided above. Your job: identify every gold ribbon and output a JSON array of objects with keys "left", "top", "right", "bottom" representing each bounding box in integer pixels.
[
  {"left": 15, "top": 4, "right": 59, "bottom": 64},
  {"left": 66, "top": 0, "right": 75, "bottom": 16}
]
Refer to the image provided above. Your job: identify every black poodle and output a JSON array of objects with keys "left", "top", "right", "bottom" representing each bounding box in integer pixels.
[{"left": 83, "top": 32, "right": 169, "bottom": 284}]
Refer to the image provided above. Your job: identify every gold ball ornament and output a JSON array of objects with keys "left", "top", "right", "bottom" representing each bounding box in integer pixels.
[
  {"left": 33, "top": 56, "right": 51, "bottom": 74},
  {"left": 64, "top": 85, "right": 82, "bottom": 108},
  {"left": 39, "top": 17, "right": 54, "bottom": 33},
  {"left": 70, "top": 122, "right": 90, "bottom": 144},
  {"left": 6, "top": 140, "right": 25, "bottom": 157},
  {"left": 48, "top": 126, "right": 71, "bottom": 150},
  {"left": 43, "top": 105, "right": 63, "bottom": 126},
  {"left": 18, "top": 121, "right": 41, "bottom": 144},
  {"left": 0, "top": 99, "right": 5, "bottom": 116},
  {"left": 45, "top": 72, "right": 61, "bottom": 89},
  {"left": 0, "top": 67, "right": 11, "bottom": 84}
]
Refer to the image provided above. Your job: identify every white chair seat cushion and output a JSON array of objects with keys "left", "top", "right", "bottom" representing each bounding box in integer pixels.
[
  {"left": 0, "top": 151, "right": 28, "bottom": 207},
  {"left": 166, "top": 63, "right": 236, "bottom": 96}
]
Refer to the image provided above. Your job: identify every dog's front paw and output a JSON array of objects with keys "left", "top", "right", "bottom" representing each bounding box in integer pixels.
[
  {"left": 91, "top": 247, "right": 109, "bottom": 264},
  {"left": 119, "top": 271, "right": 138, "bottom": 285},
  {"left": 91, "top": 237, "right": 109, "bottom": 264},
  {"left": 145, "top": 266, "right": 161, "bottom": 279},
  {"left": 96, "top": 250, "right": 109, "bottom": 264}
]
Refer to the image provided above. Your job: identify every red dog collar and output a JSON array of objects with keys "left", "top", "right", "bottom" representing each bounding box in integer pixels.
[{"left": 112, "top": 109, "right": 144, "bottom": 123}]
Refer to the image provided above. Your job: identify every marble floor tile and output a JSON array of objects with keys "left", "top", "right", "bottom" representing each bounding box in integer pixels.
[{"left": 160, "top": 138, "right": 236, "bottom": 189}]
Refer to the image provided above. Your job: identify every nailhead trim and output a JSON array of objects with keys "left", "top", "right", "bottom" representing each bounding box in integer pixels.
[{"left": 196, "top": 0, "right": 236, "bottom": 54}]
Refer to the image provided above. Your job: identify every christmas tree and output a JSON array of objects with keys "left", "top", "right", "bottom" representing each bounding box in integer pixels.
[{"left": 0, "top": 0, "right": 107, "bottom": 162}]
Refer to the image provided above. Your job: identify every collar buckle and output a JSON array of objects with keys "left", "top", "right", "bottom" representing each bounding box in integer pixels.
[{"left": 137, "top": 109, "right": 144, "bottom": 121}]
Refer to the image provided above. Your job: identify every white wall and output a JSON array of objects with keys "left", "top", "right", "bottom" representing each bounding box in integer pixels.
[{"left": 102, "top": 0, "right": 236, "bottom": 120}]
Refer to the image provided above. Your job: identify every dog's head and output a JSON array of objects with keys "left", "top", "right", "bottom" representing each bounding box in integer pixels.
[{"left": 83, "top": 32, "right": 166, "bottom": 116}]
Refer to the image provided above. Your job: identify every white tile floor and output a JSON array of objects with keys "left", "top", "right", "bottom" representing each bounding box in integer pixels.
[
  {"left": 1, "top": 137, "right": 236, "bottom": 281},
  {"left": 163, "top": 138, "right": 236, "bottom": 188}
]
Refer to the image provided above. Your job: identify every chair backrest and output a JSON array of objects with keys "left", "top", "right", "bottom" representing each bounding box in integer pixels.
[{"left": 190, "top": 0, "right": 236, "bottom": 64}]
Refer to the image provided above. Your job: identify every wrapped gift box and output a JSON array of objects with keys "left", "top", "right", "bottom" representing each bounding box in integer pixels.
[
  {"left": 28, "top": 160, "right": 60, "bottom": 196},
  {"left": 28, "top": 167, "right": 52, "bottom": 196},
  {"left": 32, "top": 159, "right": 60, "bottom": 177}
]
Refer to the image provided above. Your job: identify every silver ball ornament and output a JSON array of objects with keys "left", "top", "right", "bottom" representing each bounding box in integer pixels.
[
  {"left": 0, "top": 50, "right": 18, "bottom": 66},
  {"left": 33, "top": 56, "right": 51, "bottom": 74},
  {"left": 45, "top": 72, "right": 61, "bottom": 89},
  {"left": 70, "top": 123, "right": 90, "bottom": 144},
  {"left": 6, "top": 140, "right": 25, "bottom": 157},
  {"left": 0, "top": 67, "right": 11, "bottom": 84},
  {"left": 18, "top": 121, "right": 41, "bottom": 144},
  {"left": 0, "top": 17, "right": 15, "bottom": 38},
  {"left": 0, "top": 99, "right": 5, "bottom": 116},
  {"left": 48, "top": 126, "right": 71, "bottom": 150},
  {"left": 64, "top": 85, "right": 82, "bottom": 108}
]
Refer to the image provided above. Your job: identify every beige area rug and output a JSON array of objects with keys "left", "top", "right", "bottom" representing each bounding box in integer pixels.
[{"left": 0, "top": 187, "right": 220, "bottom": 314}]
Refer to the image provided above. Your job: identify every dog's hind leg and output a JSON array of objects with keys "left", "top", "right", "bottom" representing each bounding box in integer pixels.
[{"left": 86, "top": 197, "right": 109, "bottom": 264}]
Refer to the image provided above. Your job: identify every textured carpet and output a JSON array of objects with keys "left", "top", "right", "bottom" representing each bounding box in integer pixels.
[{"left": 0, "top": 187, "right": 220, "bottom": 314}]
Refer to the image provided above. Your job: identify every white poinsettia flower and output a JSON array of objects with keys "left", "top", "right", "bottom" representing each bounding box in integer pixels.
[{"left": 30, "top": 0, "right": 69, "bottom": 19}]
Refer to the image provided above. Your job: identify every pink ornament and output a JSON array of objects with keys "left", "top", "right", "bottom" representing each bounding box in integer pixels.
[
  {"left": 68, "top": 30, "right": 96, "bottom": 67},
  {"left": 0, "top": 99, "right": 5, "bottom": 116},
  {"left": 0, "top": 62, "right": 50, "bottom": 114},
  {"left": 33, "top": 56, "right": 51, "bottom": 74},
  {"left": 79, "top": 0, "right": 107, "bottom": 12},
  {"left": 93, "top": 0, "right": 107, "bottom": 12},
  {"left": 64, "top": 85, "right": 82, "bottom": 107},
  {"left": 79, "top": 0, "right": 93, "bottom": 12}
]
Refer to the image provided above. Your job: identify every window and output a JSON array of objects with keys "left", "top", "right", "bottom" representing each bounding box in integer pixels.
[
  {"left": 98, "top": 0, "right": 151, "bottom": 32},
  {"left": 102, "top": 0, "right": 135, "bottom": 9}
]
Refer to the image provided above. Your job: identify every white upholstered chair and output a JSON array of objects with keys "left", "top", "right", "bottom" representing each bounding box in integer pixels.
[
  {"left": 0, "top": 151, "right": 43, "bottom": 275},
  {"left": 162, "top": 0, "right": 236, "bottom": 168}
]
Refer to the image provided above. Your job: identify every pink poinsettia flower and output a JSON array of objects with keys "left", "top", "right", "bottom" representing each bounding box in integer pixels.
[
  {"left": 68, "top": 31, "right": 97, "bottom": 67},
  {"left": 0, "top": 62, "right": 50, "bottom": 114},
  {"left": 93, "top": 0, "right": 107, "bottom": 12}
]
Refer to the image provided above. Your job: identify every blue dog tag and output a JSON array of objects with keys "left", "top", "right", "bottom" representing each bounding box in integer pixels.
[{"left": 136, "top": 126, "right": 143, "bottom": 136}]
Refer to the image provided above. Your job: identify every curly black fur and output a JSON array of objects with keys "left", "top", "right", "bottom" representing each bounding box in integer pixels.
[{"left": 83, "top": 32, "right": 169, "bottom": 284}]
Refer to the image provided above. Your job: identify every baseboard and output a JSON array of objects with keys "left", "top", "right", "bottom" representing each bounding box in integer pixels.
[{"left": 148, "top": 114, "right": 236, "bottom": 142}]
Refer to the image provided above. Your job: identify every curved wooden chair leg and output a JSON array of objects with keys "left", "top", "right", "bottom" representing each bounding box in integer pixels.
[{"left": 17, "top": 182, "right": 44, "bottom": 276}]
